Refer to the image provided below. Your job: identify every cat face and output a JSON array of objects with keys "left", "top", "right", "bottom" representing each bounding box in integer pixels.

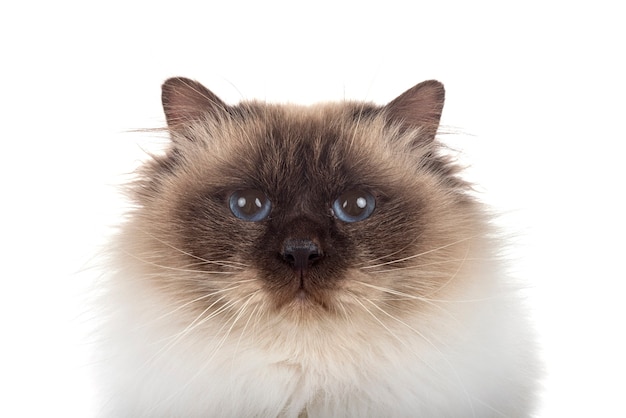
[{"left": 125, "top": 78, "right": 481, "bottom": 324}]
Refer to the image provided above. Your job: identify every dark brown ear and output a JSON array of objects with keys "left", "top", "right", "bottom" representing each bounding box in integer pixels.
[
  {"left": 161, "top": 77, "right": 228, "bottom": 128},
  {"left": 384, "top": 80, "right": 445, "bottom": 140}
]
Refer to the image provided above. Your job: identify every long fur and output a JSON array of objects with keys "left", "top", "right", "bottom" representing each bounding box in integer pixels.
[{"left": 97, "top": 78, "right": 539, "bottom": 417}]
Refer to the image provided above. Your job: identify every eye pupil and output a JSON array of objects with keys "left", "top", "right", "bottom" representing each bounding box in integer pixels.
[
  {"left": 333, "top": 190, "right": 375, "bottom": 223},
  {"left": 229, "top": 190, "right": 271, "bottom": 221}
]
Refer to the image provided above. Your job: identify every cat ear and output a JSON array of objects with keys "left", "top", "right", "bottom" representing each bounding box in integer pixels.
[
  {"left": 161, "top": 77, "right": 228, "bottom": 128},
  {"left": 384, "top": 80, "right": 445, "bottom": 140}
]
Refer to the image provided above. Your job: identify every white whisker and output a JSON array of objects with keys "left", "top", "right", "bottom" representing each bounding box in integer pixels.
[
  {"left": 470, "top": 397, "right": 509, "bottom": 417},
  {"left": 152, "top": 291, "right": 258, "bottom": 414},
  {"left": 422, "top": 240, "right": 470, "bottom": 297},
  {"left": 351, "top": 280, "right": 459, "bottom": 324},
  {"left": 153, "top": 285, "right": 245, "bottom": 323},
  {"left": 128, "top": 224, "right": 249, "bottom": 269},
  {"left": 354, "top": 234, "right": 423, "bottom": 267},
  {"left": 364, "top": 256, "right": 492, "bottom": 275},
  {"left": 359, "top": 235, "right": 478, "bottom": 270},
  {"left": 145, "top": 293, "right": 234, "bottom": 366},
  {"left": 349, "top": 294, "right": 438, "bottom": 373},
  {"left": 231, "top": 291, "right": 262, "bottom": 369},
  {"left": 122, "top": 250, "right": 242, "bottom": 275}
]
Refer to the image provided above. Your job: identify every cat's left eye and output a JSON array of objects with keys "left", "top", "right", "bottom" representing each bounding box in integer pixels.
[
  {"left": 229, "top": 189, "right": 272, "bottom": 222},
  {"left": 332, "top": 190, "right": 376, "bottom": 223}
]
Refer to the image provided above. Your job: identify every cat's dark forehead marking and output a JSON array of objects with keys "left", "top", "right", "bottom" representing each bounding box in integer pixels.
[{"left": 230, "top": 103, "right": 383, "bottom": 195}]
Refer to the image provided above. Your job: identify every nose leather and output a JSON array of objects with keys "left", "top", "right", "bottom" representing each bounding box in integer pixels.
[{"left": 281, "top": 238, "right": 322, "bottom": 271}]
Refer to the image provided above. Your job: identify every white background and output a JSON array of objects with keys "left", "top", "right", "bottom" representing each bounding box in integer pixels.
[{"left": 1, "top": 1, "right": 624, "bottom": 416}]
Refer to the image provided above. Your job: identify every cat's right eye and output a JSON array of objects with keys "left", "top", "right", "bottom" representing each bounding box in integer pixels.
[{"left": 229, "top": 189, "right": 272, "bottom": 222}]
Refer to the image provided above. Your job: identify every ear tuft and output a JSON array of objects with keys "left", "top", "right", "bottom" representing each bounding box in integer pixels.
[{"left": 161, "top": 77, "right": 228, "bottom": 128}]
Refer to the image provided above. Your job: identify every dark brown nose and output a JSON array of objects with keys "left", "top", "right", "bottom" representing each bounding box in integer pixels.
[{"left": 281, "top": 238, "right": 323, "bottom": 271}]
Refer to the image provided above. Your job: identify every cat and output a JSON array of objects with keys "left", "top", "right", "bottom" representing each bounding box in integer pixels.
[{"left": 97, "top": 77, "right": 539, "bottom": 417}]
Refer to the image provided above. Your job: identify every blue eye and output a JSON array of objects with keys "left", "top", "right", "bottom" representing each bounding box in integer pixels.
[
  {"left": 229, "top": 190, "right": 272, "bottom": 222},
  {"left": 332, "top": 190, "right": 375, "bottom": 223}
]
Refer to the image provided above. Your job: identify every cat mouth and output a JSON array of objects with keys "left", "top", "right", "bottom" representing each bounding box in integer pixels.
[
  {"left": 270, "top": 279, "right": 333, "bottom": 313},
  {"left": 263, "top": 258, "right": 336, "bottom": 313},
  {"left": 293, "top": 287, "right": 326, "bottom": 305},
  {"left": 294, "top": 272, "right": 329, "bottom": 301},
  {"left": 295, "top": 288, "right": 309, "bottom": 300}
]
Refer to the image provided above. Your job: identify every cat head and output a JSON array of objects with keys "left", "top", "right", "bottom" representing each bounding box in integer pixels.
[{"left": 124, "top": 77, "right": 481, "bottom": 324}]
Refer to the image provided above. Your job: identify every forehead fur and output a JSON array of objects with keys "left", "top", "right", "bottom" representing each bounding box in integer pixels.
[{"left": 161, "top": 102, "right": 435, "bottom": 194}]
